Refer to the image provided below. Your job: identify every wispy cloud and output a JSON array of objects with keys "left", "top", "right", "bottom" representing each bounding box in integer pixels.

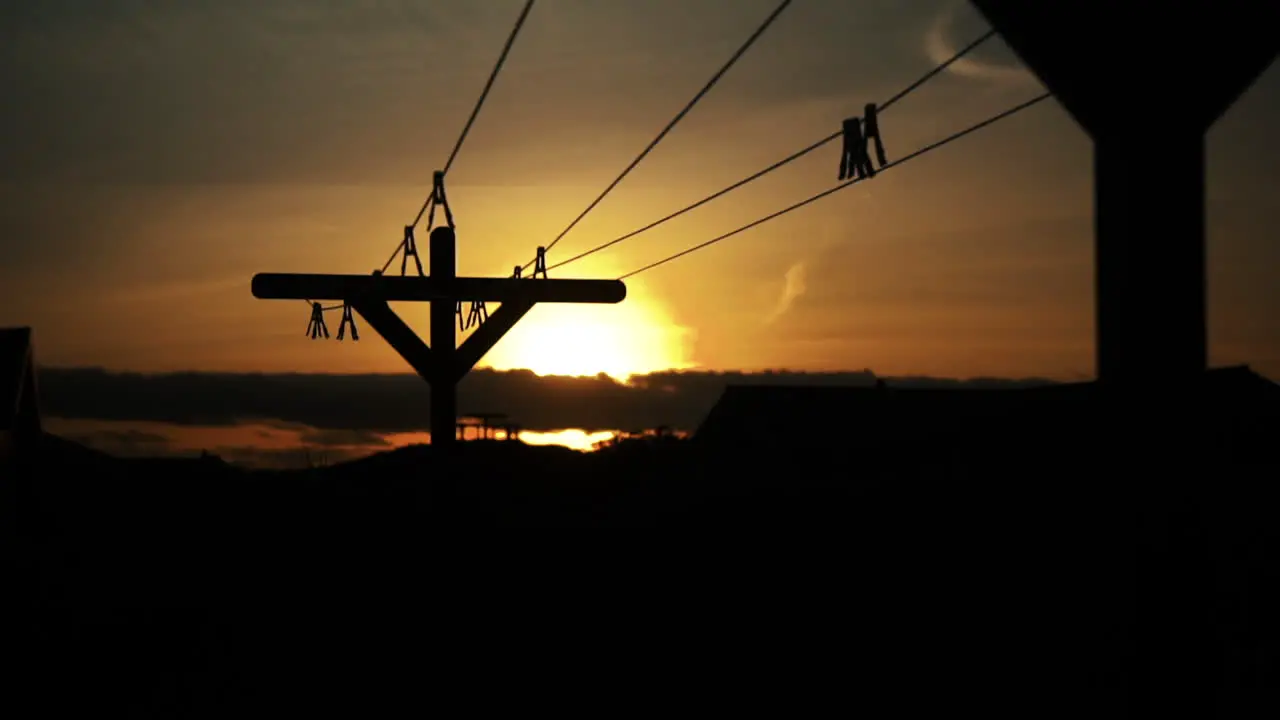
[
  {"left": 765, "top": 261, "right": 807, "bottom": 325},
  {"left": 923, "top": 1, "right": 1036, "bottom": 88}
]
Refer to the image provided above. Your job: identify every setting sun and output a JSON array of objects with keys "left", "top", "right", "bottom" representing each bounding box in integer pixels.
[{"left": 478, "top": 294, "right": 694, "bottom": 381}]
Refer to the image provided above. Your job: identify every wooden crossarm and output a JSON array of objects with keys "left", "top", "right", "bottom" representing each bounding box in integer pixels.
[{"left": 252, "top": 273, "right": 626, "bottom": 304}]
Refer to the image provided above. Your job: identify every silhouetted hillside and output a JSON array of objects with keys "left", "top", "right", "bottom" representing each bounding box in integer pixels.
[{"left": 8, "top": 369, "right": 1280, "bottom": 717}]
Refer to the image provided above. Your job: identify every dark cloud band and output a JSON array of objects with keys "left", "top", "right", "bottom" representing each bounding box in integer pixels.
[{"left": 36, "top": 367, "right": 1053, "bottom": 434}]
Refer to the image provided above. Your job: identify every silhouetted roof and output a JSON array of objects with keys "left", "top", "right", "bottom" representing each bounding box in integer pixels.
[
  {"left": 0, "top": 326, "right": 40, "bottom": 434},
  {"left": 693, "top": 366, "right": 1280, "bottom": 454}
]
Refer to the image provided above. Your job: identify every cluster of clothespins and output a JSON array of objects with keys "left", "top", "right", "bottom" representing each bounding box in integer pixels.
[
  {"left": 306, "top": 302, "right": 359, "bottom": 341},
  {"left": 514, "top": 246, "right": 549, "bottom": 280},
  {"left": 396, "top": 170, "right": 453, "bottom": 278},
  {"left": 838, "top": 102, "right": 888, "bottom": 181},
  {"left": 306, "top": 170, "right": 472, "bottom": 339},
  {"left": 394, "top": 171, "right": 497, "bottom": 333}
]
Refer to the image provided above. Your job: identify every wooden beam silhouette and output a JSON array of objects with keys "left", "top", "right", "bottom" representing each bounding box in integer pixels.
[
  {"left": 349, "top": 300, "right": 438, "bottom": 382},
  {"left": 252, "top": 274, "right": 625, "bottom": 305},
  {"left": 453, "top": 299, "right": 533, "bottom": 383}
]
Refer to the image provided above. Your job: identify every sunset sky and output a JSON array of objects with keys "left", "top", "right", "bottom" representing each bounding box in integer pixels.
[{"left": 2, "top": 1, "right": 1278, "bottom": 460}]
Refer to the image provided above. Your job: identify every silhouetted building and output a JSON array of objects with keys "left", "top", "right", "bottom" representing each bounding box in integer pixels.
[
  {"left": 694, "top": 366, "right": 1280, "bottom": 464},
  {"left": 457, "top": 412, "right": 515, "bottom": 441},
  {"left": 0, "top": 327, "right": 41, "bottom": 462}
]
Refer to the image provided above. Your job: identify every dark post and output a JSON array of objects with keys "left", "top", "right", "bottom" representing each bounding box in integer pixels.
[
  {"left": 0, "top": 327, "right": 41, "bottom": 465},
  {"left": 429, "top": 227, "right": 458, "bottom": 456},
  {"left": 1094, "top": 124, "right": 1206, "bottom": 387},
  {"left": 967, "top": 3, "right": 1277, "bottom": 716},
  {"left": 967, "top": 0, "right": 1276, "bottom": 389}
]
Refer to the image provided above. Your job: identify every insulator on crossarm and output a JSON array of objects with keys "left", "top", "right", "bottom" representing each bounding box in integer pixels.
[
  {"left": 432, "top": 171, "right": 456, "bottom": 230},
  {"left": 307, "top": 302, "right": 330, "bottom": 340},
  {"left": 467, "top": 301, "right": 488, "bottom": 330},
  {"left": 337, "top": 304, "right": 359, "bottom": 341},
  {"left": 402, "top": 226, "right": 425, "bottom": 276},
  {"left": 534, "top": 246, "right": 548, "bottom": 279}
]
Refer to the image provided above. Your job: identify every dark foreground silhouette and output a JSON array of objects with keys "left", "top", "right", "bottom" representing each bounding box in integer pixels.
[{"left": 7, "top": 369, "right": 1279, "bottom": 717}]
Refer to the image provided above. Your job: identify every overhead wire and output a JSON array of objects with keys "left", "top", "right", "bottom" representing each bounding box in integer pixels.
[
  {"left": 616, "top": 91, "right": 1053, "bottom": 280},
  {"left": 544, "top": 27, "right": 998, "bottom": 274},
  {"left": 441, "top": 0, "right": 537, "bottom": 178},
  {"left": 379, "top": 0, "right": 538, "bottom": 277},
  {"left": 519, "top": 0, "right": 796, "bottom": 273},
  {"left": 299, "top": 302, "right": 352, "bottom": 315}
]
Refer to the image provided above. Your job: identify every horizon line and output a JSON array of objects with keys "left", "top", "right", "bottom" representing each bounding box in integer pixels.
[{"left": 34, "top": 364, "right": 1074, "bottom": 383}]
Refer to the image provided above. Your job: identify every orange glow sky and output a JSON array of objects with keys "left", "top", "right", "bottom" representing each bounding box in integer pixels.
[{"left": 2, "top": 0, "right": 1278, "bottom": 383}]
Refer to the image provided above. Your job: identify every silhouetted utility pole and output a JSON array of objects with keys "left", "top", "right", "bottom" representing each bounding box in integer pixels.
[
  {"left": 970, "top": 3, "right": 1277, "bottom": 717},
  {"left": 252, "top": 227, "right": 625, "bottom": 456}
]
